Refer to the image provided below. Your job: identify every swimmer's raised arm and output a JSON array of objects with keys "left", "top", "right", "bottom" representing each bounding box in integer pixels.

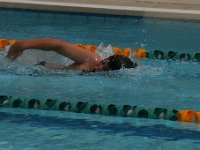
[
  {"left": 7, "top": 38, "right": 101, "bottom": 64},
  {"left": 7, "top": 38, "right": 137, "bottom": 72}
]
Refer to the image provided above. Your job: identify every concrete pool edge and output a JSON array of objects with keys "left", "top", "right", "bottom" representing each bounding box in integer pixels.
[{"left": 0, "top": 0, "right": 200, "bottom": 21}]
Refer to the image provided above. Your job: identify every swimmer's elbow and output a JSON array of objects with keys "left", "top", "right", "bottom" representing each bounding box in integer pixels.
[
  {"left": 55, "top": 42, "right": 68, "bottom": 54},
  {"left": 50, "top": 38, "right": 65, "bottom": 49},
  {"left": 44, "top": 38, "right": 66, "bottom": 53}
]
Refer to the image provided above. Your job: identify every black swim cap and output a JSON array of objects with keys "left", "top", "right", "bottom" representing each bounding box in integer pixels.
[{"left": 106, "top": 55, "right": 137, "bottom": 70}]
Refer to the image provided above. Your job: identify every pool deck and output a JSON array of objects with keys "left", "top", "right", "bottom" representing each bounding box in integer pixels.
[{"left": 0, "top": 0, "right": 200, "bottom": 20}]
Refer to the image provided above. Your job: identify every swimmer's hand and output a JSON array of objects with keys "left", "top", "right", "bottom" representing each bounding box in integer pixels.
[{"left": 7, "top": 40, "right": 23, "bottom": 61}]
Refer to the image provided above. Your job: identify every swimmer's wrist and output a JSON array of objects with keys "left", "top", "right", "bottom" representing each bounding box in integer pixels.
[{"left": 11, "top": 40, "right": 24, "bottom": 52}]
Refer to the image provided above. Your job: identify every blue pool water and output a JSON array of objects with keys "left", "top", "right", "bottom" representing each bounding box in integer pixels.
[{"left": 0, "top": 8, "right": 200, "bottom": 149}]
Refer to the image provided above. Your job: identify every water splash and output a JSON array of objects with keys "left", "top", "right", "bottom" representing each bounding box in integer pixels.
[{"left": 95, "top": 43, "right": 114, "bottom": 59}]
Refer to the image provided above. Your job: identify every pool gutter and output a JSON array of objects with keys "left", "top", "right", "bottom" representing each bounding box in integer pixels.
[{"left": 0, "top": 0, "right": 200, "bottom": 21}]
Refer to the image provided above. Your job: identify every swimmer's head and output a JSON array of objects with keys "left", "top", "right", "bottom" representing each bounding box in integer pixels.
[
  {"left": 88, "top": 55, "right": 137, "bottom": 72},
  {"left": 106, "top": 55, "right": 137, "bottom": 70}
]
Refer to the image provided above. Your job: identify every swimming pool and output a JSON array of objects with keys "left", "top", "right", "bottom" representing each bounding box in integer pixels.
[{"left": 0, "top": 8, "right": 200, "bottom": 149}]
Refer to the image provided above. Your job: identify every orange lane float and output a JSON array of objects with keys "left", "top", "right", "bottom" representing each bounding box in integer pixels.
[
  {"left": 113, "top": 47, "right": 121, "bottom": 55},
  {"left": 195, "top": 112, "right": 200, "bottom": 123},
  {"left": 121, "top": 48, "right": 131, "bottom": 57},
  {"left": 8, "top": 39, "right": 16, "bottom": 46},
  {"left": 134, "top": 48, "right": 148, "bottom": 58},
  {"left": 177, "top": 110, "right": 197, "bottom": 122},
  {"left": 113, "top": 47, "right": 132, "bottom": 57},
  {"left": 0, "top": 39, "right": 16, "bottom": 51},
  {"left": 75, "top": 44, "right": 97, "bottom": 52},
  {"left": 0, "top": 39, "right": 8, "bottom": 51},
  {"left": 113, "top": 47, "right": 148, "bottom": 58},
  {"left": 84, "top": 45, "right": 97, "bottom": 52}
]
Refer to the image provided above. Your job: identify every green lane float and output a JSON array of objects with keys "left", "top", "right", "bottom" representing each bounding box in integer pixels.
[
  {"left": 147, "top": 50, "right": 198, "bottom": 61},
  {"left": 1, "top": 95, "right": 200, "bottom": 124}
]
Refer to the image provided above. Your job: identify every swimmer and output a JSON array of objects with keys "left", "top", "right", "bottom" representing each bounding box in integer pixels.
[{"left": 7, "top": 38, "right": 137, "bottom": 72}]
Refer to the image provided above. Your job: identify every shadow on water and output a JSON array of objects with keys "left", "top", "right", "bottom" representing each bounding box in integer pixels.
[{"left": 0, "top": 111, "right": 200, "bottom": 143}]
